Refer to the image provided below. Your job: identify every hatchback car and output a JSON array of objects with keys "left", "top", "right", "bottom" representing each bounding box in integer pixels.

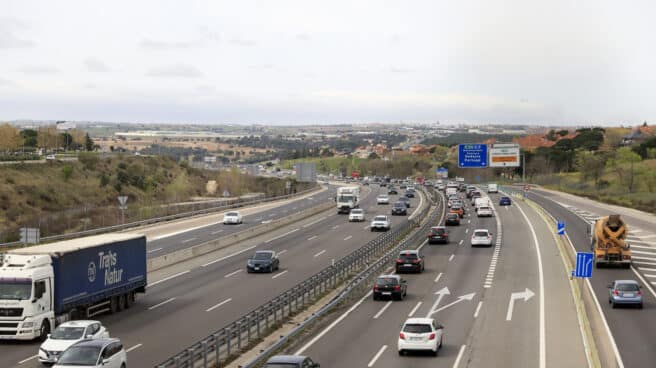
[
  {"left": 471, "top": 229, "right": 493, "bottom": 247},
  {"left": 377, "top": 195, "right": 390, "bottom": 205},
  {"left": 450, "top": 206, "right": 464, "bottom": 218},
  {"left": 608, "top": 280, "right": 643, "bottom": 308},
  {"left": 370, "top": 215, "right": 391, "bottom": 231},
  {"left": 428, "top": 226, "right": 449, "bottom": 244},
  {"left": 265, "top": 355, "right": 320, "bottom": 368},
  {"left": 398, "top": 196, "right": 411, "bottom": 208},
  {"left": 223, "top": 211, "right": 243, "bottom": 224},
  {"left": 391, "top": 202, "right": 408, "bottom": 216},
  {"left": 388, "top": 187, "right": 398, "bottom": 195},
  {"left": 373, "top": 275, "right": 407, "bottom": 300},
  {"left": 499, "top": 196, "right": 512, "bottom": 206},
  {"left": 398, "top": 318, "right": 444, "bottom": 356},
  {"left": 396, "top": 250, "right": 424, "bottom": 273},
  {"left": 247, "top": 250, "right": 280, "bottom": 273},
  {"left": 348, "top": 208, "right": 365, "bottom": 222},
  {"left": 477, "top": 206, "right": 493, "bottom": 217},
  {"left": 405, "top": 190, "right": 415, "bottom": 198},
  {"left": 444, "top": 213, "right": 460, "bottom": 226},
  {"left": 53, "top": 338, "right": 126, "bottom": 368},
  {"left": 39, "top": 320, "right": 109, "bottom": 364}
]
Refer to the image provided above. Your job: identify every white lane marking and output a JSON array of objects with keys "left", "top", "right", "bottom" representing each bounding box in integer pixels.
[
  {"left": 148, "top": 297, "right": 176, "bottom": 310},
  {"left": 363, "top": 224, "right": 370, "bottom": 230},
  {"left": 307, "top": 235, "right": 318, "bottom": 241},
  {"left": 295, "top": 291, "right": 372, "bottom": 354},
  {"left": 147, "top": 247, "right": 163, "bottom": 253},
  {"left": 206, "top": 298, "right": 233, "bottom": 312},
  {"left": 515, "top": 202, "right": 546, "bottom": 368},
  {"left": 633, "top": 260, "right": 656, "bottom": 266},
  {"left": 474, "top": 301, "right": 483, "bottom": 318},
  {"left": 293, "top": 207, "right": 298, "bottom": 210},
  {"left": 408, "top": 301, "right": 423, "bottom": 317},
  {"left": 211, "top": 229, "right": 224, "bottom": 235},
  {"left": 149, "top": 221, "right": 222, "bottom": 240},
  {"left": 278, "top": 250, "right": 288, "bottom": 255},
  {"left": 254, "top": 217, "right": 262, "bottom": 221},
  {"left": 265, "top": 228, "right": 300, "bottom": 244},
  {"left": 468, "top": 220, "right": 471, "bottom": 224},
  {"left": 449, "top": 254, "right": 455, "bottom": 262},
  {"left": 332, "top": 225, "right": 339, "bottom": 230},
  {"left": 125, "top": 343, "right": 142, "bottom": 353},
  {"left": 367, "top": 345, "right": 388, "bottom": 367},
  {"left": 148, "top": 270, "right": 190, "bottom": 288},
  {"left": 505, "top": 206, "right": 509, "bottom": 211},
  {"left": 434, "top": 272, "right": 443, "bottom": 283},
  {"left": 18, "top": 355, "right": 38, "bottom": 364},
  {"left": 465, "top": 228, "right": 469, "bottom": 233},
  {"left": 638, "top": 267, "right": 656, "bottom": 272},
  {"left": 202, "top": 245, "right": 257, "bottom": 267},
  {"left": 269, "top": 213, "right": 276, "bottom": 217},
  {"left": 303, "top": 216, "right": 327, "bottom": 228},
  {"left": 643, "top": 274, "right": 656, "bottom": 278},
  {"left": 453, "top": 345, "right": 467, "bottom": 368},
  {"left": 181, "top": 237, "right": 197, "bottom": 243},
  {"left": 272, "top": 270, "right": 288, "bottom": 279},
  {"left": 314, "top": 250, "right": 326, "bottom": 257},
  {"left": 459, "top": 240, "right": 463, "bottom": 245},
  {"left": 224, "top": 269, "right": 243, "bottom": 278},
  {"left": 373, "top": 301, "right": 393, "bottom": 319},
  {"left": 344, "top": 235, "right": 353, "bottom": 241}
]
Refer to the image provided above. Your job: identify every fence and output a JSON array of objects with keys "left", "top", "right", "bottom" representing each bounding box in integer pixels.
[{"left": 155, "top": 187, "right": 437, "bottom": 368}]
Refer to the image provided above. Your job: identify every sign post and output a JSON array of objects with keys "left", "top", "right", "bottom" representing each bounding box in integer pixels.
[
  {"left": 458, "top": 144, "right": 488, "bottom": 168},
  {"left": 117, "top": 196, "right": 128, "bottom": 224},
  {"left": 557, "top": 221, "right": 565, "bottom": 236}
]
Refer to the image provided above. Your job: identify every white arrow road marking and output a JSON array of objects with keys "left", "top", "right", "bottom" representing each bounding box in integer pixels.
[
  {"left": 425, "top": 287, "right": 450, "bottom": 317},
  {"left": 506, "top": 288, "right": 535, "bottom": 321},
  {"left": 428, "top": 292, "right": 476, "bottom": 317}
]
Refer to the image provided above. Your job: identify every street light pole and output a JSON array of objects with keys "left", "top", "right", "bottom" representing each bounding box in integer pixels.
[{"left": 522, "top": 152, "right": 525, "bottom": 184}]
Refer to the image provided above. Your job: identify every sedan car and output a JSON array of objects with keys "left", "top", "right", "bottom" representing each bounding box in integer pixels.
[
  {"left": 398, "top": 196, "right": 411, "bottom": 208},
  {"left": 348, "top": 208, "right": 365, "bottom": 222},
  {"left": 477, "top": 206, "right": 493, "bottom": 217},
  {"left": 398, "top": 318, "right": 444, "bottom": 356},
  {"left": 53, "top": 338, "right": 126, "bottom": 368},
  {"left": 404, "top": 190, "right": 415, "bottom": 198},
  {"left": 391, "top": 202, "right": 408, "bottom": 216},
  {"left": 222, "top": 211, "right": 243, "bottom": 224},
  {"left": 265, "top": 355, "right": 320, "bottom": 368},
  {"left": 396, "top": 250, "right": 424, "bottom": 273},
  {"left": 427, "top": 226, "right": 449, "bottom": 244},
  {"left": 377, "top": 195, "right": 390, "bottom": 205},
  {"left": 499, "top": 196, "right": 512, "bottom": 206},
  {"left": 39, "top": 320, "right": 109, "bottom": 365},
  {"left": 388, "top": 187, "right": 398, "bottom": 195},
  {"left": 373, "top": 275, "right": 407, "bottom": 301},
  {"left": 370, "top": 215, "right": 391, "bottom": 231},
  {"left": 247, "top": 250, "right": 280, "bottom": 273},
  {"left": 608, "top": 280, "right": 643, "bottom": 308},
  {"left": 444, "top": 213, "right": 460, "bottom": 226},
  {"left": 471, "top": 229, "right": 493, "bottom": 247}
]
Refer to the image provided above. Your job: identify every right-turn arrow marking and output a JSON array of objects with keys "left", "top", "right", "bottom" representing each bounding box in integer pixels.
[{"left": 506, "top": 288, "right": 535, "bottom": 321}]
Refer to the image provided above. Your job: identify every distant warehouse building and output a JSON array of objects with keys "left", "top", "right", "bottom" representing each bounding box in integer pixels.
[{"left": 295, "top": 162, "right": 317, "bottom": 183}]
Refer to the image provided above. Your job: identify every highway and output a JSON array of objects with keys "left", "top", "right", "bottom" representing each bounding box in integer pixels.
[
  {"left": 526, "top": 188, "right": 656, "bottom": 368},
  {"left": 0, "top": 184, "right": 422, "bottom": 367},
  {"left": 291, "top": 191, "right": 587, "bottom": 367}
]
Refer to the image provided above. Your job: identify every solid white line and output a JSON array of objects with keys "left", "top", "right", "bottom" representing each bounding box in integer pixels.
[
  {"left": 224, "top": 269, "right": 243, "bottom": 278},
  {"left": 474, "top": 301, "right": 483, "bottom": 318},
  {"left": 211, "top": 229, "right": 224, "bottom": 235},
  {"left": 202, "top": 245, "right": 257, "bottom": 267},
  {"left": 434, "top": 272, "right": 443, "bottom": 283},
  {"left": 638, "top": 267, "right": 656, "bottom": 272},
  {"left": 206, "top": 298, "right": 232, "bottom": 312},
  {"left": 125, "top": 343, "right": 142, "bottom": 353},
  {"left": 307, "top": 235, "right": 318, "bottom": 241},
  {"left": 408, "top": 301, "right": 423, "bottom": 317},
  {"left": 465, "top": 228, "right": 469, "bottom": 233},
  {"left": 363, "top": 224, "right": 370, "bottom": 230},
  {"left": 272, "top": 270, "right": 288, "bottom": 279},
  {"left": 303, "top": 216, "right": 327, "bottom": 228},
  {"left": 295, "top": 291, "right": 372, "bottom": 354},
  {"left": 453, "top": 345, "right": 466, "bottom": 368},
  {"left": 367, "top": 345, "right": 388, "bottom": 367},
  {"left": 148, "top": 270, "right": 190, "bottom": 287},
  {"left": 264, "top": 228, "right": 299, "bottom": 243},
  {"left": 515, "top": 202, "right": 546, "bottom": 368},
  {"left": 278, "top": 250, "right": 288, "bottom": 255},
  {"left": 373, "top": 301, "right": 393, "bottom": 319},
  {"left": 314, "top": 250, "right": 326, "bottom": 257},
  {"left": 147, "top": 247, "right": 163, "bottom": 253},
  {"left": 643, "top": 274, "right": 656, "bottom": 278},
  {"left": 332, "top": 225, "right": 339, "bottom": 229},
  {"left": 18, "top": 355, "right": 38, "bottom": 364},
  {"left": 344, "top": 235, "right": 353, "bottom": 241},
  {"left": 459, "top": 240, "right": 463, "bottom": 245},
  {"left": 148, "top": 297, "right": 176, "bottom": 310},
  {"left": 269, "top": 213, "right": 276, "bottom": 217},
  {"left": 633, "top": 260, "right": 656, "bottom": 266},
  {"left": 149, "top": 222, "right": 222, "bottom": 240},
  {"left": 449, "top": 254, "right": 455, "bottom": 262},
  {"left": 181, "top": 237, "right": 197, "bottom": 243}
]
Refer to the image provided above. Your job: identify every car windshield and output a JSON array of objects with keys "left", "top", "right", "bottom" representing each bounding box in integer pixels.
[
  {"left": 337, "top": 195, "right": 354, "bottom": 202},
  {"left": 56, "top": 346, "right": 101, "bottom": 365},
  {"left": 253, "top": 252, "right": 273, "bottom": 260},
  {"left": 51, "top": 326, "right": 86, "bottom": 340},
  {"left": 479, "top": 207, "right": 490, "bottom": 211},
  {"left": 447, "top": 214, "right": 458, "bottom": 219},
  {"left": 399, "top": 253, "right": 418, "bottom": 261},
  {"left": 617, "top": 283, "right": 639, "bottom": 291},
  {"left": 403, "top": 324, "right": 432, "bottom": 333},
  {"left": 226, "top": 212, "right": 239, "bottom": 217},
  {"left": 350, "top": 209, "right": 362, "bottom": 214},
  {"left": 0, "top": 278, "right": 32, "bottom": 300},
  {"left": 474, "top": 231, "right": 489, "bottom": 237},
  {"left": 376, "top": 277, "right": 398, "bottom": 286},
  {"left": 394, "top": 203, "right": 404, "bottom": 208},
  {"left": 432, "top": 228, "right": 445, "bottom": 235},
  {"left": 378, "top": 195, "right": 388, "bottom": 199},
  {"left": 374, "top": 216, "right": 387, "bottom": 221}
]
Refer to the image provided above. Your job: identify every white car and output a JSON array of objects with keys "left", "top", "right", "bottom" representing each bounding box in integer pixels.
[
  {"left": 370, "top": 215, "right": 391, "bottom": 231},
  {"left": 45, "top": 154, "right": 56, "bottom": 160},
  {"left": 223, "top": 211, "right": 243, "bottom": 224},
  {"left": 54, "top": 338, "right": 126, "bottom": 368},
  {"left": 348, "top": 208, "right": 365, "bottom": 222},
  {"left": 376, "top": 195, "right": 390, "bottom": 205},
  {"left": 398, "top": 318, "right": 444, "bottom": 356},
  {"left": 39, "top": 320, "right": 109, "bottom": 364},
  {"left": 471, "top": 229, "right": 493, "bottom": 247},
  {"left": 477, "top": 206, "right": 493, "bottom": 217}
]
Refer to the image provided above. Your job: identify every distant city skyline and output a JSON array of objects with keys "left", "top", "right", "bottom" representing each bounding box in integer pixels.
[{"left": 1, "top": 1, "right": 655, "bottom": 125}]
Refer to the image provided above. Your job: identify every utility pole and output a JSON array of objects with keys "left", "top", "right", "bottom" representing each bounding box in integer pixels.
[{"left": 522, "top": 152, "right": 526, "bottom": 184}]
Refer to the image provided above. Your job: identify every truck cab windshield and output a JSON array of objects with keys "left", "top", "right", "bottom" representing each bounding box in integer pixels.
[
  {"left": 337, "top": 195, "right": 353, "bottom": 202},
  {"left": 0, "top": 279, "right": 32, "bottom": 300}
]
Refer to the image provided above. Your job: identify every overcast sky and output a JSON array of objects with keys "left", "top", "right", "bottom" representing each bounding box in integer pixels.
[{"left": 1, "top": 0, "right": 655, "bottom": 125}]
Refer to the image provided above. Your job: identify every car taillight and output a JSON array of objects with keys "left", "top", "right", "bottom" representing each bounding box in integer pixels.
[
  {"left": 412, "top": 259, "right": 420, "bottom": 264},
  {"left": 623, "top": 255, "right": 631, "bottom": 260},
  {"left": 637, "top": 290, "right": 642, "bottom": 296},
  {"left": 374, "top": 285, "right": 379, "bottom": 291},
  {"left": 613, "top": 289, "right": 620, "bottom": 296},
  {"left": 429, "top": 333, "right": 436, "bottom": 340},
  {"left": 394, "top": 285, "right": 401, "bottom": 290},
  {"left": 400, "top": 332, "right": 406, "bottom": 340},
  {"left": 396, "top": 259, "right": 404, "bottom": 263}
]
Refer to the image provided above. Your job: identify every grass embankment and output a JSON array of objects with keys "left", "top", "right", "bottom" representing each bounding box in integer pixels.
[
  {"left": 282, "top": 156, "right": 437, "bottom": 178},
  {"left": 0, "top": 154, "right": 313, "bottom": 241}
]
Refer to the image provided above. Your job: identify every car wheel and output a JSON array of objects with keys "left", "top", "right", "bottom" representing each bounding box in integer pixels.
[
  {"left": 398, "top": 350, "right": 404, "bottom": 356},
  {"left": 121, "top": 363, "right": 126, "bottom": 368},
  {"left": 432, "top": 349, "right": 438, "bottom": 357},
  {"left": 639, "top": 303, "right": 643, "bottom": 309},
  {"left": 373, "top": 294, "right": 378, "bottom": 301},
  {"left": 125, "top": 291, "right": 135, "bottom": 309},
  {"left": 611, "top": 301, "right": 616, "bottom": 309},
  {"left": 439, "top": 337, "right": 443, "bottom": 349},
  {"left": 247, "top": 268, "right": 252, "bottom": 273}
]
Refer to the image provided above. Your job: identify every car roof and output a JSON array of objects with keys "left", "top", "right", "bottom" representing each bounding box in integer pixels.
[
  {"left": 474, "top": 228, "right": 489, "bottom": 232},
  {"left": 446, "top": 213, "right": 458, "bottom": 217},
  {"left": 378, "top": 274, "right": 400, "bottom": 280},
  {"left": 399, "top": 249, "right": 419, "bottom": 255},
  {"left": 613, "top": 280, "right": 639, "bottom": 284},
  {"left": 431, "top": 226, "right": 446, "bottom": 230},
  {"left": 255, "top": 250, "right": 274, "bottom": 254},
  {"left": 71, "top": 338, "right": 119, "bottom": 348},
  {"left": 58, "top": 320, "right": 101, "bottom": 328},
  {"left": 404, "top": 317, "right": 434, "bottom": 324},
  {"left": 267, "top": 355, "right": 308, "bottom": 363}
]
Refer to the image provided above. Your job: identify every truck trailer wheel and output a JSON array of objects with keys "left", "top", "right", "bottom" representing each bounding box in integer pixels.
[
  {"left": 125, "top": 292, "right": 135, "bottom": 309},
  {"left": 117, "top": 294, "right": 126, "bottom": 312},
  {"left": 110, "top": 296, "right": 119, "bottom": 314},
  {"left": 38, "top": 320, "right": 50, "bottom": 342}
]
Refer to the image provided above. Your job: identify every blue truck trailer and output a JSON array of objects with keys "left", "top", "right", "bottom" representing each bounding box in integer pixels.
[{"left": 0, "top": 233, "right": 147, "bottom": 340}]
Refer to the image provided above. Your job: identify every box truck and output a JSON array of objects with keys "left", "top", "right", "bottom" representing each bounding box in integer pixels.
[
  {"left": 336, "top": 186, "right": 360, "bottom": 214},
  {"left": 0, "top": 233, "right": 147, "bottom": 341}
]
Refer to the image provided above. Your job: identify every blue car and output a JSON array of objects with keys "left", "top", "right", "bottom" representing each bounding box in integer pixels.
[
  {"left": 499, "top": 196, "right": 512, "bottom": 206},
  {"left": 608, "top": 280, "right": 643, "bottom": 308}
]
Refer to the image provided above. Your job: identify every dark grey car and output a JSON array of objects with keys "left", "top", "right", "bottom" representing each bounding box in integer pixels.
[
  {"left": 247, "top": 250, "right": 280, "bottom": 273},
  {"left": 265, "top": 355, "right": 320, "bottom": 368}
]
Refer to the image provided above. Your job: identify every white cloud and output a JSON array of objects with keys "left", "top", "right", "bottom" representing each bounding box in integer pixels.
[
  {"left": 146, "top": 64, "right": 203, "bottom": 78},
  {"left": 85, "top": 57, "right": 110, "bottom": 72},
  {"left": 18, "top": 65, "right": 59, "bottom": 74},
  {"left": 140, "top": 39, "right": 196, "bottom": 50}
]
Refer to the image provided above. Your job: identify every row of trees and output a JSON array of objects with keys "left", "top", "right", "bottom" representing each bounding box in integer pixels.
[{"left": 0, "top": 124, "right": 96, "bottom": 153}]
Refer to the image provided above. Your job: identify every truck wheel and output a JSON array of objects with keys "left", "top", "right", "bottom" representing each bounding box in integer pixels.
[
  {"left": 38, "top": 320, "right": 50, "bottom": 342},
  {"left": 110, "top": 296, "right": 119, "bottom": 314},
  {"left": 125, "top": 292, "right": 135, "bottom": 309},
  {"left": 117, "top": 294, "right": 126, "bottom": 312}
]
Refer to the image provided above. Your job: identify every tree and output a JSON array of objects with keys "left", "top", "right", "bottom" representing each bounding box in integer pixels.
[
  {"left": 0, "top": 124, "right": 21, "bottom": 152},
  {"left": 62, "top": 165, "right": 74, "bottom": 181},
  {"left": 608, "top": 147, "right": 642, "bottom": 192},
  {"left": 20, "top": 129, "right": 38, "bottom": 147},
  {"left": 575, "top": 151, "right": 607, "bottom": 188},
  {"left": 557, "top": 129, "right": 569, "bottom": 137},
  {"left": 85, "top": 133, "right": 94, "bottom": 151},
  {"left": 37, "top": 126, "right": 61, "bottom": 150},
  {"left": 368, "top": 152, "right": 379, "bottom": 160},
  {"left": 546, "top": 129, "right": 557, "bottom": 141}
]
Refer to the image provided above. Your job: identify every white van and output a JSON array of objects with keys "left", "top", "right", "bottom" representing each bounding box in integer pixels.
[
  {"left": 487, "top": 183, "right": 498, "bottom": 193},
  {"left": 446, "top": 187, "right": 457, "bottom": 196},
  {"left": 475, "top": 197, "right": 490, "bottom": 211}
]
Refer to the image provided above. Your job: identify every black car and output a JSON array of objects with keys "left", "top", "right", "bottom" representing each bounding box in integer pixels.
[
  {"left": 388, "top": 187, "right": 398, "bottom": 195},
  {"left": 398, "top": 196, "right": 411, "bottom": 208},
  {"left": 405, "top": 190, "right": 415, "bottom": 198},
  {"left": 247, "top": 250, "right": 280, "bottom": 273},
  {"left": 395, "top": 250, "right": 424, "bottom": 273},
  {"left": 373, "top": 275, "right": 407, "bottom": 301},
  {"left": 399, "top": 184, "right": 407, "bottom": 190},
  {"left": 428, "top": 226, "right": 449, "bottom": 244},
  {"left": 445, "top": 213, "right": 460, "bottom": 226},
  {"left": 391, "top": 202, "right": 407, "bottom": 216},
  {"left": 380, "top": 182, "right": 387, "bottom": 187}
]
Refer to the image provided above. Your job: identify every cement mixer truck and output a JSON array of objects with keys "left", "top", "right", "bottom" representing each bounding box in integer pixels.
[{"left": 590, "top": 214, "right": 632, "bottom": 268}]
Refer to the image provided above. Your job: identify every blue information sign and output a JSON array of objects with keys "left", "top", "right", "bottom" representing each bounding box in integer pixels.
[
  {"left": 574, "top": 252, "right": 594, "bottom": 278},
  {"left": 458, "top": 144, "right": 488, "bottom": 168},
  {"left": 557, "top": 221, "right": 565, "bottom": 235}
]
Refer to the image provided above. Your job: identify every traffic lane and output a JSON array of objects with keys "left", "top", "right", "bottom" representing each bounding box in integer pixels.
[{"left": 528, "top": 192, "right": 656, "bottom": 368}]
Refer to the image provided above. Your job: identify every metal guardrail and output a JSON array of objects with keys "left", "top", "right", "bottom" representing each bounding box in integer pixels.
[
  {"left": 0, "top": 186, "right": 321, "bottom": 249},
  {"left": 156, "top": 187, "right": 437, "bottom": 368}
]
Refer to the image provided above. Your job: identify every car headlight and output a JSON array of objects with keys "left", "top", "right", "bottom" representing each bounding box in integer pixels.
[{"left": 22, "top": 322, "right": 34, "bottom": 328}]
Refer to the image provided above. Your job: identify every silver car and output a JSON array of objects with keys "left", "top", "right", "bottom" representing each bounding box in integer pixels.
[
  {"left": 608, "top": 280, "right": 643, "bottom": 308},
  {"left": 471, "top": 229, "right": 493, "bottom": 247},
  {"left": 370, "top": 215, "right": 391, "bottom": 231}
]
